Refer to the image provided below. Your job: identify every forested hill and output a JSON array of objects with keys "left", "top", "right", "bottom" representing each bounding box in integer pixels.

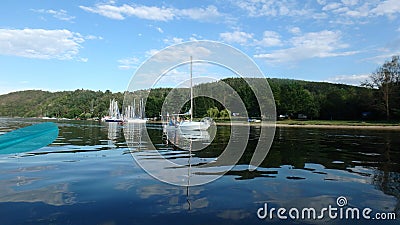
[
  {"left": 0, "top": 89, "right": 124, "bottom": 119},
  {"left": 0, "top": 78, "right": 388, "bottom": 120},
  {"left": 267, "top": 78, "right": 375, "bottom": 120}
]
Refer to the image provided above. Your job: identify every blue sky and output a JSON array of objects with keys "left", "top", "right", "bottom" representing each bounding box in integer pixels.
[{"left": 1, "top": 0, "right": 399, "bottom": 94}]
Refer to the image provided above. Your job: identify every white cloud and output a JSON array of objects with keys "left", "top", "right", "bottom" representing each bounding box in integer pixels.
[
  {"left": 233, "top": 0, "right": 400, "bottom": 25},
  {"left": 191, "top": 34, "right": 203, "bottom": 40},
  {"left": 345, "top": 8, "right": 370, "bottom": 18},
  {"left": 156, "top": 27, "right": 164, "bottom": 33},
  {"left": 256, "top": 30, "right": 282, "bottom": 47},
  {"left": 321, "top": 0, "right": 400, "bottom": 20},
  {"left": 362, "top": 50, "right": 400, "bottom": 65},
  {"left": 178, "top": 5, "right": 222, "bottom": 21},
  {"left": 163, "top": 37, "right": 184, "bottom": 45},
  {"left": 341, "top": 0, "right": 359, "bottom": 6},
  {"left": 80, "top": 3, "right": 224, "bottom": 22},
  {"left": 234, "top": 0, "right": 311, "bottom": 18},
  {"left": 361, "top": 37, "right": 400, "bottom": 64},
  {"left": 145, "top": 49, "right": 160, "bottom": 58},
  {"left": 189, "top": 36, "right": 199, "bottom": 42},
  {"left": 288, "top": 27, "right": 301, "bottom": 34},
  {"left": 219, "top": 31, "right": 253, "bottom": 44},
  {"left": 80, "top": 4, "right": 175, "bottom": 21},
  {"left": 155, "top": 68, "right": 189, "bottom": 87},
  {"left": 155, "top": 63, "right": 227, "bottom": 88},
  {"left": 163, "top": 35, "right": 202, "bottom": 45},
  {"left": 85, "top": 35, "right": 103, "bottom": 40},
  {"left": 220, "top": 29, "right": 282, "bottom": 48},
  {"left": 291, "top": 30, "right": 348, "bottom": 49},
  {"left": 118, "top": 57, "right": 140, "bottom": 70},
  {"left": 322, "top": 3, "right": 342, "bottom": 11},
  {"left": 150, "top": 45, "right": 212, "bottom": 63},
  {"left": 312, "top": 12, "right": 329, "bottom": 19},
  {"left": 254, "top": 30, "right": 358, "bottom": 64},
  {"left": 371, "top": 0, "right": 400, "bottom": 17},
  {"left": 326, "top": 74, "right": 369, "bottom": 86},
  {"left": 0, "top": 28, "right": 85, "bottom": 60},
  {"left": 79, "top": 58, "right": 89, "bottom": 63},
  {"left": 31, "top": 9, "right": 75, "bottom": 21}
]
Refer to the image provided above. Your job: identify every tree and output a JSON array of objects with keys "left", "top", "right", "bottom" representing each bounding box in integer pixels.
[
  {"left": 207, "top": 107, "right": 220, "bottom": 119},
  {"left": 219, "top": 109, "right": 231, "bottom": 120},
  {"left": 362, "top": 55, "right": 400, "bottom": 120}
]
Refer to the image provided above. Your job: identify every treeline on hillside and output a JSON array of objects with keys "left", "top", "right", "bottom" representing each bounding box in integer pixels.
[
  {"left": 0, "top": 89, "right": 123, "bottom": 119},
  {"left": 187, "top": 78, "right": 378, "bottom": 120},
  {"left": 0, "top": 78, "right": 398, "bottom": 120},
  {"left": 268, "top": 78, "right": 375, "bottom": 120}
]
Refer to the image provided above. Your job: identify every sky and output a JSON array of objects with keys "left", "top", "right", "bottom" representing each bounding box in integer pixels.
[{"left": 0, "top": 0, "right": 400, "bottom": 94}]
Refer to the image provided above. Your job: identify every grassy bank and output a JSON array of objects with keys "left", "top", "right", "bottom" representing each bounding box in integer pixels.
[
  {"left": 214, "top": 119, "right": 400, "bottom": 130},
  {"left": 276, "top": 119, "right": 400, "bottom": 126}
]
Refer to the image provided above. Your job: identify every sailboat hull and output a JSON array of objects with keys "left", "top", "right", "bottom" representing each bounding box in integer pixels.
[
  {"left": 126, "top": 118, "right": 147, "bottom": 123},
  {"left": 103, "top": 118, "right": 123, "bottom": 122},
  {"left": 177, "top": 121, "right": 210, "bottom": 131}
]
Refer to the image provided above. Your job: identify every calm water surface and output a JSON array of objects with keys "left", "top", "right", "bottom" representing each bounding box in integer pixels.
[{"left": 0, "top": 118, "right": 399, "bottom": 224}]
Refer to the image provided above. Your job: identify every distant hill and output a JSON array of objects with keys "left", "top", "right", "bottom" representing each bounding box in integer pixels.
[
  {"left": 0, "top": 78, "right": 380, "bottom": 120},
  {"left": 0, "top": 89, "right": 124, "bottom": 119},
  {"left": 0, "top": 90, "right": 57, "bottom": 117}
]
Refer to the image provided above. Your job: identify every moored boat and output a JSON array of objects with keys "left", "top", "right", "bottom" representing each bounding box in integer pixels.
[
  {"left": 102, "top": 99, "right": 123, "bottom": 122},
  {"left": 165, "top": 56, "right": 211, "bottom": 131}
]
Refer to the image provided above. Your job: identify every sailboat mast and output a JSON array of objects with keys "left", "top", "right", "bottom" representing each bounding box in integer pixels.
[
  {"left": 140, "top": 99, "right": 143, "bottom": 119},
  {"left": 133, "top": 99, "right": 136, "bottom": 118},
  {"left": 190, "top": 56, "right": 193, "bottom": 122}
]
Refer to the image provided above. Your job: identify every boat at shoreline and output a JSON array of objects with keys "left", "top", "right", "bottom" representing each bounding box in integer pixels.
[
  {"left": 164, "top": 56, "right": 211, "bottom": 131},
  {"left": 166, "top": 116, "right": 212, "bottom": 131},
  {"left": 124, "top": 98, "right": 147, "bottom": 123},
  {"left": 102, "top": 99, "right": 123, "bottom": 123}
]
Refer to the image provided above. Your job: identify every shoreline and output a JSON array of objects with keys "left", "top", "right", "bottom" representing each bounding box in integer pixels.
[
  {"left": 3, "top": 117, "right": 400, "bottom": 130},
  {"left": 215, "top": 122, "right": 400, "bottom": 130},
  {"left": 275, "top": 123, "right": 400, "bottom": 130}
]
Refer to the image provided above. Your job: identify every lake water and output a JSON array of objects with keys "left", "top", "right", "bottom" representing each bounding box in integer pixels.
[{"left": 0, "top": 118, "right": 399, "bottom": 224}]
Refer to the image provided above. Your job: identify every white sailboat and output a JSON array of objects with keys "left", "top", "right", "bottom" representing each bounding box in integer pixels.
[
  {"left": 166, "top": 56, "right": 211, "bottom": 131},
  {"left": 125, "top": 99, "right": 147, "bottom": 123},
  {"left": 102, "top": 99, "right": 123, "bottom": 122}
]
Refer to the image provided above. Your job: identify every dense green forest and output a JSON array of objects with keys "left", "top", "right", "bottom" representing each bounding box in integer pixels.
[
  {"left": 0, "top": 89, "right": 123, "bottom": 119},
  {"left": 1, "top": 77, "right": 398, "bottom": 120}
]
